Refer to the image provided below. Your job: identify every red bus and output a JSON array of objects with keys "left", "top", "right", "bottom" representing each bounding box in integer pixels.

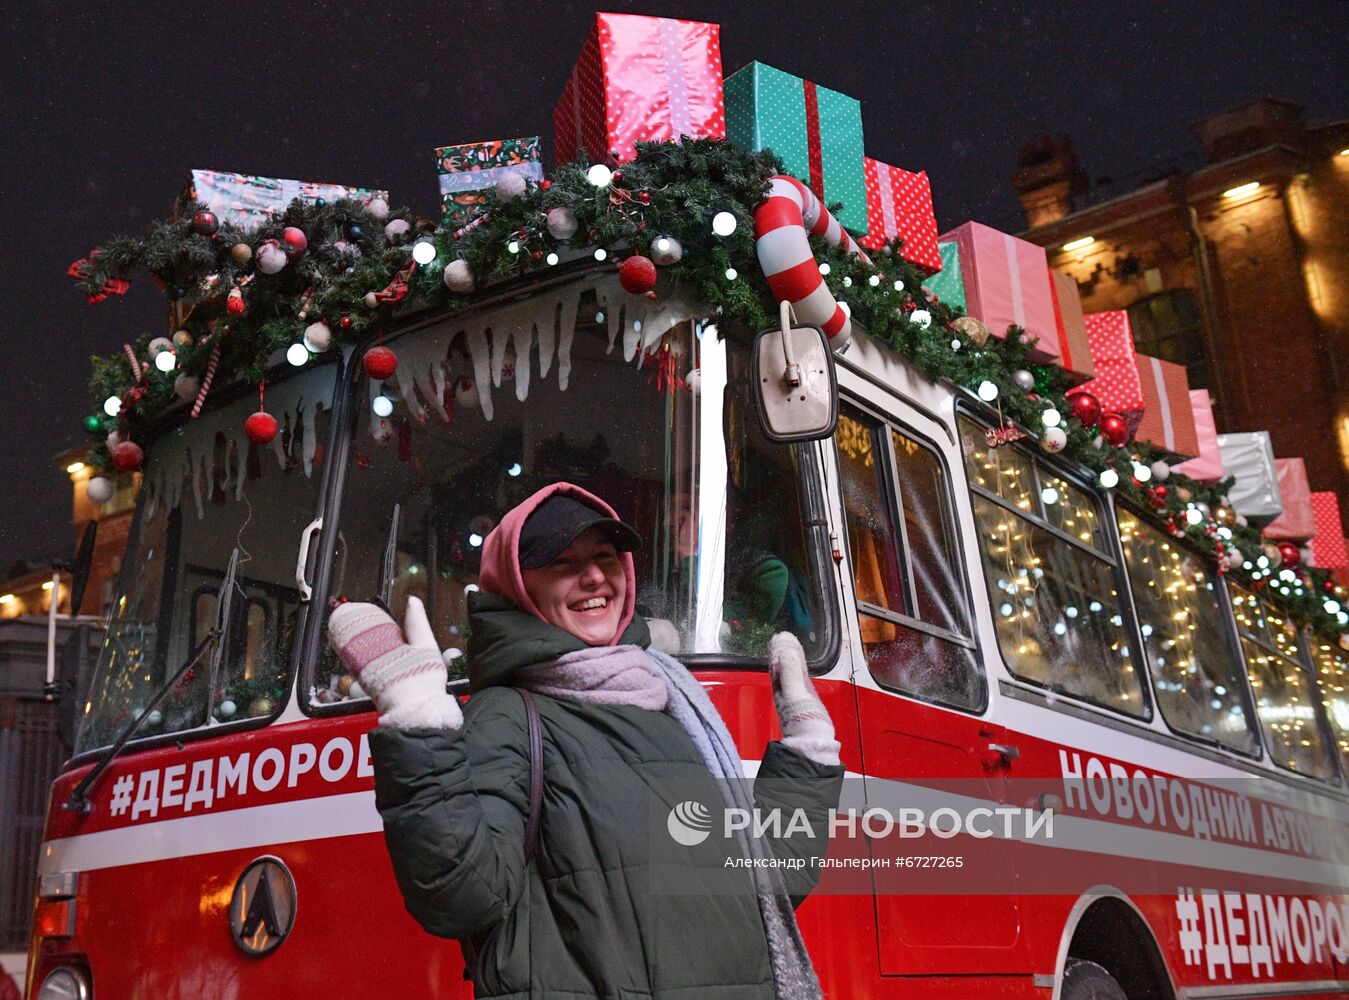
[{"left": 28, "top": 263, "right": 1349, "bottom": 998}]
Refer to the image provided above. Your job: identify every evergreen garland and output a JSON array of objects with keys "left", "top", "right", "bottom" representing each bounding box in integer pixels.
[{"left": 72, "top": 138, "right": 1347, "bottom": 640}]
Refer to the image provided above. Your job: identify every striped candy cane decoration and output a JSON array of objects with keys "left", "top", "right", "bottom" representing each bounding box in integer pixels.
[
  {"left": 754, "top": 175, "right": 869, "bottom": 349},
  {"left": 191, "top": 342, "right": 221, "bottom": 419}
]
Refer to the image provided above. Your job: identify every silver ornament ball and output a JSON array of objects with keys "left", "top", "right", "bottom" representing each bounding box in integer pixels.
[
  {"left": 86, "top": 476, "right": 114, "bottom": 505},
  {"left": 1012, "top": 369, "right": 1036, "bottom": 392}
]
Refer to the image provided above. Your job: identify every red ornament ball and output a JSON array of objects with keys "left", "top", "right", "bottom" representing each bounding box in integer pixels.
[
  {"left": 1099, "top": 412, "right": 1130, "bottom": 447},
  {"left": 244, "top": 411, "right": 279, "bottom": 444},
  {"left": 281, "top": 226, "right": 309, "bottom": 257},
  {"left": 618, "top": 254, "right": 658, "bottom": 295},
  {"left": 111, "top": 441, "right": 144, "bottom": 472},
  {"left": 611, "top": 170, "right": 624, "bottom": 184},
  {"left": 340, "top": 315, "right": 352, "bottom": 329},
  {"left": 363, "top": 345, "right": 398, "bottom": 380},
  {"left": 1068, "top": 390, "right": 1102, "bottom": 428},
  {"left": 1278, "top": 541, "right": 1301, "bottom": 569},
  {"left": 190, "top": 210, "right": 219, "bottom": 237},
  {"left": 538, "top": 179, "right": 552, "bottom": 191},
  {"left": 638, "top": 191, "right": 650, "bottom": 203},
  {"left": 226, "top": 290, "right": 246, "bottom": 315}
]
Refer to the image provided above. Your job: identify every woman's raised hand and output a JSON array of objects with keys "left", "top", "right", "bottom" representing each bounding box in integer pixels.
[
  {"left": 328, "top": 598, "right": 464, "bottom": 730},
  {"left": 768, "top": 632, "right": 841, "bottom": 767}
]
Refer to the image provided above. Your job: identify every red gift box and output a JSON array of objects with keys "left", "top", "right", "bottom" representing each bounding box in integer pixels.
[
  {"left": 1172, "top": 390, "right": 1225, "bottom": 482},
  {"left": 858, "top": 158, "right": 942, "bottom": 272},
  {"left": 1309, "top": 492, "right": 1348, "bottom": 570},
  {"left": 1135, "top": 354, "right": 1199, "bottom": 457},
  {"left": 554, "top": 13, "right": 726, "bottom": 165},
  {"left": 1262, "top": 458, "right": 1316, "bottom": 540},
  {"left": 1046, "top": 269, "right": 1095, "bottom": 383},
  {"left": 1076, "top": 311, "right": 1144, "bottom": 428}
]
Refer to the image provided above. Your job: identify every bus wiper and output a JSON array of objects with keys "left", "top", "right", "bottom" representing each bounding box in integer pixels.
[
  {"left": 378, "top": 503, "right": 401, "bottom": 606},
  {"left": 65, "top": 547, "right": 241, "bottom": 815}
]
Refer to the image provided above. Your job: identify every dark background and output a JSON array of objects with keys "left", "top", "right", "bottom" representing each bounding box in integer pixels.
[{"left": 2, "top": 1, "right": 1345, "bottom": 574}]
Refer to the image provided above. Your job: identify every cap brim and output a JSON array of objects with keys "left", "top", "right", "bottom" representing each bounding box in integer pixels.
[{"left": 519, "top": 517, "right": 642, "bottom": 570}]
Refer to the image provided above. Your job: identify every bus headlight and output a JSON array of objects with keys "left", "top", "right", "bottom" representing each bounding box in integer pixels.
[{"left": 37, "top": 966, "right": 90, "bottom": 1000}]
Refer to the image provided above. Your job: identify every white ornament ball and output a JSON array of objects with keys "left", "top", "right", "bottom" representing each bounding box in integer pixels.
[
  {"left": 384, "top": 218, "right": 411, "bottom": 241},
  {"left": 146, "top": 709, "right": 162, "bottom": 727},
  {"left": 1226, "top": 546, "right": 1243, "bottom": 568},
  {"left": 1150, "top": 460, "right": 1171, "bottom": 482},
  {"left": 1196, "top": 502, "right": 1211, "bottom": 518},
  {"left": 366, "top": 197, "right": 389, "bottom": 221},
  {"left": 685, "top": 368, "right": 701, "bottom": 397},
  {"left": 363, "top": 291, "right": 379, "bottom": 309},
  {"left": 651, "top": 235, "right": 683, "bottom": 266},
  {"left": 909, "top": 309, "right": 932, "bottom": 329},
  {"left": 1235, "top": 514, "right": 1248, "bottom": 528},
  {"left": 303, "top": 321, "right": 333, "bottom": 352},
  {"left": 546, "top": 207, "right": 579, "bottom": 241},
  {"left": 454, "top": 379, "right": 480, "bottom": 410},
  {"left": 371, "top": 417, "right": 395, "bottom": 444},
  {"left": 1041, "top": 426, "right": 1068, "bottom": 453},
  {"left": 174, "top": 374, "right": 200, "bottom": 401},
  {"left": 86, "top": 476, "right": 114, "bottom": 504},
  {"left": 443, "top": 259, "right": 475, "bottom": 293},
  {"left": 495, "top": 172, "right": 527, "bottom": 201},
  {"left": 349, "top": 680, "right": 365, "bottom": 699},
  {"left": 106, "top": 430, "right": 124, "bottom": 449},
  {"left": 218, "top": 699, "right": 237, "bottom": 718},
  {"left": 256, "top": 240, "right": 288, "bottom": 274},
  {"left": 147, "top": 336, "right": 174, "bottom": 359}
]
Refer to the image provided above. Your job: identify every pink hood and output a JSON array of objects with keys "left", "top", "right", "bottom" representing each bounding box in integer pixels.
[{"left": 479, "top": 482, "right": 637, "bottom": 646}]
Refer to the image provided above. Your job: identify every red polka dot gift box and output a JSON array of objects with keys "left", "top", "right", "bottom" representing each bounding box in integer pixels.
[
  {"left": 553, "top": 13, "right": 726, "bottom": 166},
  {"left": 1076, "top": 310, "right": 1144, "bottom": 431},
  {"left": 857, "top": 158, "right": 942, "bottom": 273},
  {"left": 1308, "top": 492, "right": 1347, "bottom": 571}
]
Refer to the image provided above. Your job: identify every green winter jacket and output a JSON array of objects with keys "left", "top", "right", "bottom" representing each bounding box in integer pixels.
[{"left": 368, "top": 592, "right": 844, "bottom": 999}]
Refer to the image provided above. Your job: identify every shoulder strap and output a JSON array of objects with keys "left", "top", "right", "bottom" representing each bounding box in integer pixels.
[{"left": 516, "top": 687, "right": 544, "bottom": 865}]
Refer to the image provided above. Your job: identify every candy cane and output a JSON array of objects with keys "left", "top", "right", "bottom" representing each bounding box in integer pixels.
[
  {"left": 122, "top": 343, "right": 143, "bottom": 380},
  {"left": 754, "top": 175, "right": 869, "bottom": 350},
  {"left": 191, "top": 342, "right": 221, "bottom": 419}
]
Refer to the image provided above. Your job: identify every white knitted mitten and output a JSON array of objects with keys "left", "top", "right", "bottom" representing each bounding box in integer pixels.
[
  {"left": 327, "top": 598, "right": 463, "bottom": 730},
  {"left": 768, "top": 632, "right": 841, "bottom": 767}
]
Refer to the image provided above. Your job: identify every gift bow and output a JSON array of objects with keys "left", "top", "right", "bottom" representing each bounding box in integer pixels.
[{"left": 68, "top": 255, "right": 131, "bottom": 304}]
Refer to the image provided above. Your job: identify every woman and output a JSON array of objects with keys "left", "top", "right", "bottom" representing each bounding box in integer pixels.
[{"left": 329, "top": 482, "right": 844, "bottom": 999}]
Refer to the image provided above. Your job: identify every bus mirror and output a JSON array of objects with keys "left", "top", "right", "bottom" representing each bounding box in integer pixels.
[{"left": 751, "top": 305, "right": 839, "bottom": 443}]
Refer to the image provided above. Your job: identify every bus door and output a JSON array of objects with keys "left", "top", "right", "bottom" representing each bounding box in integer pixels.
[{"left": 833, "top": 383, "right": 1029, "bottom": 976}]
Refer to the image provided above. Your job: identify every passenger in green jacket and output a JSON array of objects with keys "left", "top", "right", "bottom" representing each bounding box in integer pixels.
[{"left": 329, "top": 482, "right": 845, "bottom": 999}]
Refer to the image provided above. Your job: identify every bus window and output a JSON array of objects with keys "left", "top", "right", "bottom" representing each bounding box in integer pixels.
[
  {"left": 310, "top": 293, "right": 832, "bottom": 707},
  {"left": 1116, "top": 509, "right": 1258, "bottom": 753},
  {"left": 958, "top": 415, "right": 1145, "bottom": 717},
  {"left": 1308, "top": 636, "right": 1349, "bottom": 778},
  {"left": 77, "top": 362, "right": 335, "bottom": 752},
  {"left": 837, "top": 407, "right": 983, "bottom": 711},
  {"left": 1231, "top": 586, "right": 1338, "bottom": 781}
]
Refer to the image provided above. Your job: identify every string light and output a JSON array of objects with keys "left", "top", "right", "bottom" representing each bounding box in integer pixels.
[
  {"left": 587, "top": 164, "right": 613, "bottom": 187},
  {"left": 868, "top": 274, "right": 881, "bottom": 287},
  {"left": 506, "top": 240, "right": 520, "bottom": 255},
  {"left": 977, "top": 381, "right": 999, "bottom": 401},
  {"left": 545, "top": 252, "right": 559, "bottom": 266},
  {"left": 594, "top": 247, "right": 608, "bottom": 262},
  {"left": 725, "top": 267, "right": 738, "bottom": 281},
  {"left": 711, "top": 211, "right": 737, "bottom": 236},
  {"left": 1133, "top": 463, "right": 1152, "bottom": 482},
  {"left": 154, "top": 350, "right": 176, "bottom": 372},
  {"left": 372, "top": 395, "right": 394, "bottom": 417},
  {"left": 103, "top": 395, "right": 122, "bottom": 416},
  {"left": 1042, "top": 408, "right": 1062, "bottom": 428},
  {"left": 1099, "top": 469, "right": 1119, "bottom": 488},
  {"left": 286, "top": 343, "right": 309, "bottom": 367},
  {"left": 412, "top": 240, "right": 437, "bottom": 265}
]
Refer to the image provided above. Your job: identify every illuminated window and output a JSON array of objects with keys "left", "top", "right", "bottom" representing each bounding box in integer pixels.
[
  {"left": 1231, "top": 585, "right": 1337, "bottom": 782},
  {"left": 1117, "top": 509, "right": 1258, "bottom": 753},
  {"left": 1309, "top": 638, "right": 1349, "bottom": 779},
  {"left": 837, "top": 408, "right": 984, "bottom": 711},
  {"left": 958, "top": 415, "right": 1146, "bottom": 716},
  {"left": 1127, "top": 290, "right": 1210, "bottom": 390}
]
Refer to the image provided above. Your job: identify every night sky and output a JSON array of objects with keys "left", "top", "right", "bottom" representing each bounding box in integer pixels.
[{"left": 2, "top": 1, "right": 1345, "bottom": 574}]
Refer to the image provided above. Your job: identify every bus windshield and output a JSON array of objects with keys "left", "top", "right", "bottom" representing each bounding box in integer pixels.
[
  {"left": 311, "top": 275, "right": 832, "bottom": 707},
  {"left": 76, "top": 363, "right": 337, "bottom": 753}
]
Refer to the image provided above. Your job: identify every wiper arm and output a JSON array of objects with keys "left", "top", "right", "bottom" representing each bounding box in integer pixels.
[
  {"left": 378, "top": 503, "right": 401, "bottom": 606},
  {"left": 66, "top": 547, "right": 241, "bottom": 815}
]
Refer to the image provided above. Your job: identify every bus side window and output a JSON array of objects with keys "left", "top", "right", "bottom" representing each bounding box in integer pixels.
[
  {"left": 1309, "top": 637, "right": 1349, "bottom": 780},
  {"left": 836, "top": 407, "right": 984, "bottom": 712}
]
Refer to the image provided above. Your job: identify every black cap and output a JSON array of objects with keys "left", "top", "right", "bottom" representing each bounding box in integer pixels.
[{"left": 517, "top": 495, "right": 642, "bottom": 570}]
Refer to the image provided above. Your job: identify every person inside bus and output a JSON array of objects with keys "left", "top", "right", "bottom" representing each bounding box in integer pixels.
[{"left": 328, "top": 481, "right": 844, "bottom": 1000}]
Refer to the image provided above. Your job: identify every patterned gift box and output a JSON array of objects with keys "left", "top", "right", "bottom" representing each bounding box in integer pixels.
[
  {"left": 186, "top": 169, "right": 388, "bottom": 229},
  {"left": 553, "top": 13, "right": 726, "bottom": 165},
  {"left": 1046, "top": 269, "right": 1095, "bottom": 383},
  {"left": 435, "top": 136, "right": 543, "bottom": 227},
  {"left": 1309, "top": 492, "right": 1348, "bottom": 570},
  {"left": 922, "top": 241, "right": 966, "bottom": 311},
  {"left": 1217, "top": 431, "right": 1284, "bottom": 526},
  {"left": 1262, "top": 458, "right": 1316, "bottom": 540},
  {"left": 1076, "top": 311, "right": 1143, "bottom": 427},
  {"left": 1172, "top": 390, "right": 1226, "bottom": 482},
  {"left": 857, "top": 158, "right": 941, "bottom": 271},
  {"left": 1135, "top": 354, "right": 1199, "bottom": 457},
  {"left": 938, "top": 222, "right": 1061, "bottom": 362},
  {"left": 724, "top": 61, "right": 867, "bottom": 234}
]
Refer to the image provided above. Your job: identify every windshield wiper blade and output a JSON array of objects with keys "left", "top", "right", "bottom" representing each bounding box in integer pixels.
[
  {"left": 378, "top": 503, "right": 401, "bottom": 606},
  {"left": 66, "top": 546, "right": 241, "bottom": 815}
]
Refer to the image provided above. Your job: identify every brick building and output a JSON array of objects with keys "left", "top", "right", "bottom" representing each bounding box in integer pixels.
[{"left": 1012, "top": 99, "right": 1349, "bottom": 537}]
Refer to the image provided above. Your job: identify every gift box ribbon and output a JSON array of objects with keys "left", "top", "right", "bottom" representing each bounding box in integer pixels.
[
  {"left": 656, "top": 19, "right": 693, "bottom": 140},
  {"left": 1146, "top": 356, "right": 1175, "bottom": 448},
  {"left": 1002, "top": 234, "right": 1028, "bottom": 330},
  {"left": 803, "top": 80, "right": 824, "bottom": 199}
]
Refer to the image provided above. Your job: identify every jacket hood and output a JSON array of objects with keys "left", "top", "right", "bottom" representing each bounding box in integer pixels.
[{"left": 478, "top": 481, "right": 638, "bottom": 645}]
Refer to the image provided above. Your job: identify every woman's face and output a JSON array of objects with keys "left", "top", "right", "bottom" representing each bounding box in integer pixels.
[{"left": 521, "top": 526, "right": 627, "bottom": 645}]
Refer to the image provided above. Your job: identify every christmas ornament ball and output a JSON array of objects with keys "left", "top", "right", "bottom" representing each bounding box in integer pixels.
[
  {"left": 86, "top": 476, "right": 114, "bottom": 505},
  {"left": 337, "top": 674, "right": 356, "bottom": 697},
  {"left": 230, "top": 242, "right": 253, "bottom": 265},
  {"left": 1225, "top": 545, "right": 1244, "bottom": 569},
  {"left": 82, "top": 414, "right": 102, "bottom": 434},
  {"left": 650, "top": 235, "right": 683, "bottom": 266},
  {"left": 190, "top": 210, "right": 219, "bottom": 236},
  {"left": 363, "top": 291, "right": 379, "bottom": 309},
  {"left": 685, "top": 368, "right": 701, "bottom": 398},
  {"left": 1041, "top": 426, "right": 1068, "bottom": 453},
  {"left": 1278, "top": 541, "right": 1301, "bottom": 569},
  {"left": 1012, "top": 369, "right": 1036, "bottom": 392},
  {"left": 367, "top": 197, "right": 389, "bottom": 221},
  {"left": 618, "top": 254, "right": 658, "bottom": 295},
  {"left": 303, "top": 321, "right": 333, "bottom": 352},
  {"left": 495, "top": 172, "right": 527, "bottom": 201},
  {"left": 172, "top": 329, "right": 194, "bottom": 347},
  {"left": 106, "top": 430, "right": 124, "bottom": 449},
  {"left": 256, "top": 240, "right": 287, "bottom": 274},
  {"left": 949, "top": 316, "right": 990, "bottom": 347},
  {"left": 248, "top": 696, "right": 276, "bottom": 718},
  {"left": 1149, "top": 460, "right": 1171, "bottom": 482},
  {"left": 147, "top": 336, "right": 174, "bottom": 359},
  {"left": 174, "top": 374, "right": 200, "bottom": 401},
  {"left": 111, "top": 441, "right": 144, "bottom": 472},
  {"left": 443, "top": 259, "right": 474, "bottom": 293},
  {"left": 546, "top": 207, "right": 579, "bottom": 241},
  {"left": 384, "top": 218, "right": 411, "bottom": 241},
  {"left": 1215, "top": 505, "right": 1236, "bottom": 527},
  {"left": 226, "top": 289, "right": 247, "bottom": 315},
  {"left": 454, "top": 378, "right": 480, "bottom": 410},
  {"left": 363, "top": 345, "right": 398, "bottom": 381},
  {"left": 1262, "top": 542, "right": 1283, "bottom": 565},
  {"left": 1068, "top": 390, "right": 1103, "bottom": 428},
  {"left": 244, "top": 411, "right": 279, "bottom": 444},
  {"left": 1099, "top": 412, "right": 1130, "bottom": 447},
  {"left": 281, "top": 227, "right": 308, "bottom": 257},
  {"left": 218, "top": 699, "right": 237, "bottom": 718}
]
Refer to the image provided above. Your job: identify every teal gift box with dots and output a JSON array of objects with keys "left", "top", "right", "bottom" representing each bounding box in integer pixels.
[{"left": 723, "top": 61, "right": 867, "bottom": 235}]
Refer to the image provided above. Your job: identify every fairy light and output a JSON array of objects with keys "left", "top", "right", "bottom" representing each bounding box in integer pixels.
[
  {"left": 587, "top": 164, "right": 613, "bottom": 187},
  {"left": 1041, "top": 408, "right": 1062, "bottom": 428},
  {"left": 977, "top": 381, "right": 998, "bottom": 401},
  {"left": 103, "top": 395, "right": 122, "bottom": 416},
  {"left": 154, "top": 350, "right": 176, "bottom": 372},
  {"left": 593, "top": 247, "right": 608, "bottom": 262},
  {"left": 412, "top": 239, "right": 437, "bottom": 265},
  {"left": 506, "top": 240, "right": 520, "bottom": 255},
  {"left": 711, "top": 211, "right": 737, "bottom": 236},
  {"left": 286, "top": 343, "right": 309, "bottom": 366},
  {"left": 1099, "top": 469, "right": 1119, "bottom": 488},
  {"left": 372, "top": 395, "right": 394, "bottom": 417}
]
